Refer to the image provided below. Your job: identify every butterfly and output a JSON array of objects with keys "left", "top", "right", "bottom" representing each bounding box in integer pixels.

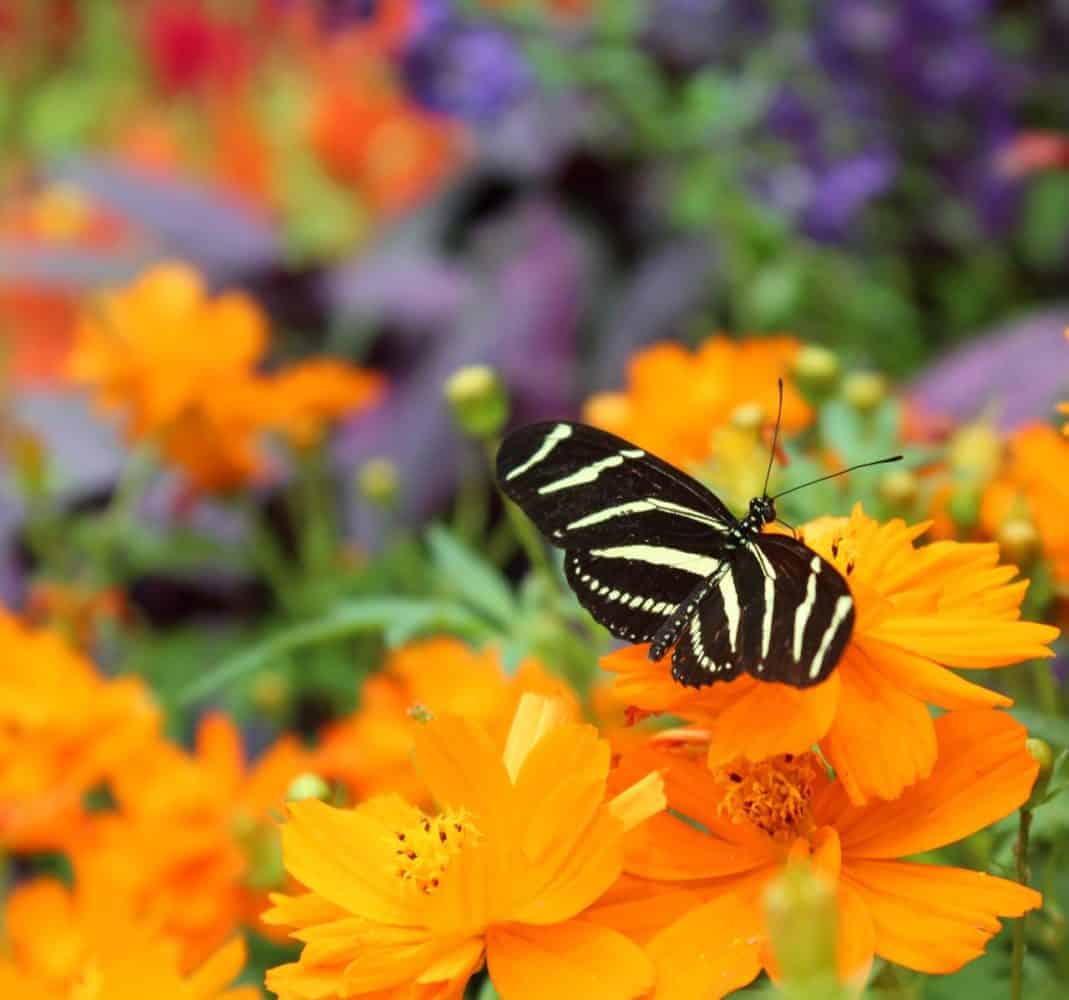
[{"left": 495, "top": 387, "right": 900, "bottom": 689}]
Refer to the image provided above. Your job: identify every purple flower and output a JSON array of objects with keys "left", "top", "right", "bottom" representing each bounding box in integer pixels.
[
  {"left": 802, "top": 152, "right": 897, "bottom": 242},
  {"left": 402, "top": 4, "right": 531, "bottom": 124}
]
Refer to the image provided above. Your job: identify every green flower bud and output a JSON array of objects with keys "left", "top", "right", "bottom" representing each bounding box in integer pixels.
[
  {"left": 842, "top": 372, "right": 887, "bottom": 413},
  {"left": 879, "top": 468, "right": 918, "bottom": 512},
  {"left": 1026, "top": 737, "right": 1055, "bottom": 807},
  {"left": 250, "top": 670, "right": 290, "bottom": 717},
  {"left": 765, "top": 861, "right": 844, "bottom": 999},
  {"left": 730, "top": 401, "right": 766, "bottom": 433},
  {"left": 948, "top": 423, "right": 1003, "bottom": 482},
  {"left": 445, "top": 365, "right": 510, "bottom": 439},
  {"left": 358, "top": 457, "right": 400, "bottom": 509},
  {"left": 794, "top": 345, "right": 841, "bottom": 398},
  {"left": 997, "top": 517, "right": 1040, "bottom": 568},
  {"left": 286, "top": 772, "right": 332, "bottom": 804}
]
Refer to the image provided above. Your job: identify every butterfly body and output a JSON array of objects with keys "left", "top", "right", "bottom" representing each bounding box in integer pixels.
[{"left": 497, "top": 420, "right": 855, "bottom": 689}]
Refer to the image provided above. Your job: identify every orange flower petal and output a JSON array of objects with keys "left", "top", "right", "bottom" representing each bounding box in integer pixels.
[
  {"left": 844, "top": 860, "right": 1040, "bottom": 974},
  {"left": 646, "top": 893, "right": 765, "bottom": 1000},
  {"left": 510, "top": 723, "right": 609, "bottom": 867},
  {"left": 423, "top": 840, "right": 497, "bottom": 937},
  {"left": 705, "top": 673, "right": 841, "bottom": 769},
  {"left": 836, "top": 880, "right": 875, "bottom": 980},
  {"left": 861, "top": 637, "right": 1012, "bottom": 710},
  {"left": 868, "top": 614, "right": 1059, "bottom": 668},
  {"left": 820, "top": 709, "right": 1038, "bottom": 857},
  {"left": 486, "top": 919, "right": 654, "bottom": 1000},
  {"left": 624, "top": 812, "right": 770, "bottom": 881},
  {"left": 195, "top": 713, "right": 244, "bottom": 793},
  {"left": 819, "top": 646, "right": 936, "bottom": 804},
  {"left": 279, "top": 798, "right": 411, "bottom": 924},
  {"left": 186, "top": 935, "right": 247, "bottom": 995},
  {"left": 510, "top": 810, "right": 625, "bottom": 926},
  {"left": 582, "top": 875, "right": 708, "bottom": 946},
  {"left": 412, "top": 715, "right": 514, "bottom": 842}
]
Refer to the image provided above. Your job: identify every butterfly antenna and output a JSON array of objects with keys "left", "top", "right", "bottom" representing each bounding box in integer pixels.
[
  {"left": 771, "top": 454, "right": 903, "bottom": 501},
  {"left": 761, "top": 378, "right": 784, "bottom": 498}
]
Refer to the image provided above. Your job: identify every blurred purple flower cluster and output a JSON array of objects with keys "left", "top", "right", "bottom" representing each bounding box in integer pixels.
[{"left": 401, "top": 0, "right": 532, "bottom": 124}]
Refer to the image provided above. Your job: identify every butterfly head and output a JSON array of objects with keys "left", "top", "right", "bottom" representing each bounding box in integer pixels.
[{"left": 742, "top": 495, "right": 776, "bottom": 535}]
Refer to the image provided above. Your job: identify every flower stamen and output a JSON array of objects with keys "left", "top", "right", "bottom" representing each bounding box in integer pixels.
[
  {"left": 388, "top": 807, "right": 479, "bottom": 893},
  {"left": 714, "top": 752, "right": 821, "bottom": 842}
]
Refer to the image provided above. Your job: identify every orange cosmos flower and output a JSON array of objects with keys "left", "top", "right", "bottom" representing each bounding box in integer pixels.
[
  {"left": 0, "top": 878, "right": 255, "bottom": 1000},
  {"left": 583, "top": 336, "right": 811, "bottom": 472},
  {"left": 0, "top": 611, "right": 158, "bottom": 852},
  {"left": 980, "top": 423, "right": 1069, "bottom": 583},
  {"left": 265, "top": 693, "right": 666, "bottom": 1000},
  {"left": 67, "top": 262, "right": 272, "bottom": 491},
  {"left": 72, "top": 713, "right": 310, "bottom": 966},
  {"left": 66, "top": 262, "right": 384, "bottom": 491},
  {"left": 316, "top": 637, "right": 580, "bottom": 806},
  {"left": 602, "top": 505, "right": 1058, "bottom": 803},
  {"left": 264, "top": 358, "right": 384, "bottom": 449},
  {"left": 601, "top": 709, "right": 1040, "bottom": 997}
]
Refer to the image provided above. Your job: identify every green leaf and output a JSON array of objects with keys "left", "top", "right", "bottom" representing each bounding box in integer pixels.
[
  {"left": 177, "top": 598, "right": 484, "bottom": 705},
  {"left": 428, "top": 524, "right": 517, "bottom": 627},
  {"left": 1019, "top": 173, "right": 1069, "bottom": 271}
]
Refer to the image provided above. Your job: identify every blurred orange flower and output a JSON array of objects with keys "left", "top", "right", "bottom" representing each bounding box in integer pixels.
[
  {"left": 67, "top": 262, "right": 383, "bottom": 491},
  {"left": 67, "top": 262, "right": 271, "bottom": 491},
  {"left": 316, "top": 637, "right": 580, "bottom": 805},
  {"left": 310, "top": 74, "right": 462, "bottom": 218},
  {"left": 602, "top": 505, "right": 1058, "bottom": 803},
  {"left": 0, "top": 878, "right": 255, "bottom": 1000},
  {"left": 584, "top": 337, "right": 811, "bottom": 472},
  {"left": 72, "top": 713, "right": 310, "bottom": 966},
  {"left": 0, "top": 611, "right": 158, "bottom": 852},
  {"left": 602, "top": 710, "right": 1040, "bottom": 997},
  {"left": 981, "top": 423, "right": 1069, "bottom": 583},
  {"left": 265, "top": 694, "right": 665, "bottom": 1000},
  {"left": 265, "top": 358, "right": 384, "bottom": 448}
]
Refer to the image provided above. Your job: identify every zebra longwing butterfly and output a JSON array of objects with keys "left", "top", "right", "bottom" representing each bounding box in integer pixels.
[{"left": 496, "top": 392, "right": 900, "bottom": 689}]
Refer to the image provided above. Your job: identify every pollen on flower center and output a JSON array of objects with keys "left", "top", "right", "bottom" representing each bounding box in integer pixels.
[
  {"left": 390, "top": 807, "right": 479, "bottom": 894},
  {"left": 714, "top": 752, "right": 821, "bottom": 841}
]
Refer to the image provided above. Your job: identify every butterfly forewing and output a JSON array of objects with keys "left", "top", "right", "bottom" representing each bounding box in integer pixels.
[{"left": 496, "top": 422, "right": 735, "bottom": 550}]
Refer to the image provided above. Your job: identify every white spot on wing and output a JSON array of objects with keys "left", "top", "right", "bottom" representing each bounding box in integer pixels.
[
  {"left": 718, "top": 569, "right": 741, "bottom": 652},
  {"left": 588, "top": 545, "right": 720, "bottom": 577},
  {"left": 792, "top": 557, "right": 822, "bottom": 663},
  {"left": 506, "top": 423, "right": 572, "bottom": 480},
  {"left": 538, "top": 447, "right": 645, "bottom": 495},
  {"left": 809, "top": 595, "right": 853, "bottom": 679}
]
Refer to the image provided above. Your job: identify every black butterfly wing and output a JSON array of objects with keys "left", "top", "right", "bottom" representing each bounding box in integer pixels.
[
  {"left": 496, "top": 422, "right": 736, "bottom": 549},
  {"left": 672, "top": 533, "right": 854, "bottom": 689},
  {"left": 498, "top": 422, "right": 736, "bottom": 643}
]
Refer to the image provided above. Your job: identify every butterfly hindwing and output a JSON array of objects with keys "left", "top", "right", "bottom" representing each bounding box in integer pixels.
[
  {"left": 672, "top": 533, "right": 854, "bottom": 688},
  {"left": 496, "top": 422, "right": 736, "bottom": 550},
  {"left": 749, "top": 533, "right": 855, "bottom": 686},
  {"left": 566, "top": 549, "right": 725, "bottom": 644}
]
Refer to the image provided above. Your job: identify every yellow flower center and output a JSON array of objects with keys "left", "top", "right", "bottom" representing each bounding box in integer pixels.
[
  {"left": 390, "top": 808, "right": 479, "bottom": 894},
  {"left": 715, "top": 752, "right": 821, "bottom": 842}
]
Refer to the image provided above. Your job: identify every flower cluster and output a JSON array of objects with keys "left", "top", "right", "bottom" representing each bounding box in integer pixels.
[
  {"left": 67, "top": 262, "right": 383, "bottom": 493},
  {"left": 3, "top": 321, "right": 1067, "bottom": 997}
]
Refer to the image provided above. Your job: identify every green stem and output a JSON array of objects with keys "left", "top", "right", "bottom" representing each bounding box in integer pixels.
[
  {"left": 1031, "top": 659, "right": 1061, "bottom": 717},
  {"left": 452, "top": 446, "right": 489, "bottom": 544},
  {"left": 484, "top": 440, "right": 561, "bottom": 597},
  {"left": 296, "top": 444, "right": 336, "bottom": 578},
  {"left": 1011, "top": 805, "right": 1034, "bottom": 1000}
]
